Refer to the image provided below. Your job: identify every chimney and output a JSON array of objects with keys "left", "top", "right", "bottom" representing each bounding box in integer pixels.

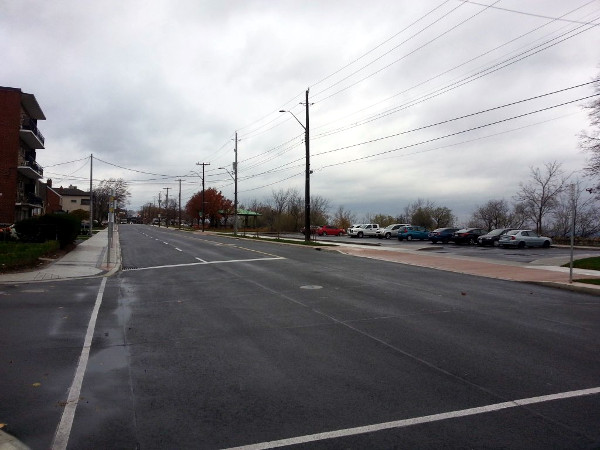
[{"left": 47, "top": 179, "right": 52, "bottom": 187}]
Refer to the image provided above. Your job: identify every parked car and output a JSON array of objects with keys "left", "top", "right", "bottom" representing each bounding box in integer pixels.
[
  {"left": 428, "top": 227, "right": 459, "bottom": 244},
  {"left": 498, "top": 230, "right": 552, "bottom": 248},
  {"left": 398, "top": 225, "right": 429, "bottom": 241},
  {"left": 376, "top": 223, "right": 410, "bottom": 239},
  {"left": 317, "top": 225, "right": 345, "bottom": 236},
  {"left": 452, "top": 228, "right": 485, "bottom": 245},
  {"left": 477, "top": 228, "right": 514, "bottom": 246},
  {"left": 348, "top": 223, "right": 380, "bottom": 238}
]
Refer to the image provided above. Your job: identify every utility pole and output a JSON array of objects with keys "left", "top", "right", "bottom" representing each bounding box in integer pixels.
[
  {"left": 196, "top": 162, "right": 210, "bottom": 231},
  {"left": 303, "top": 88, "right": 311, "bottom": 242},
  {"left": 158, "top": 192, "right": 162, "bottom": 227},
  {"left": 177, "top": 179, "right": 182, "bottom": 229},
  {"left": 279, "top": 88, "right": 311, "bottom": 242},
  {"left": 163, "top": 187, "right": 170, "bottom": 228},
  {"left": 234, "top": 132, "right": 238, "bottom": 236},
  {"left": 89, "top": 154, "right": 93, "bottom": 236}
]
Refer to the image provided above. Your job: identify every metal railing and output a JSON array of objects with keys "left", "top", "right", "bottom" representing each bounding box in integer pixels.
[
  {"left": 18, "top": 157, "right": 44, "bottom": 177},
  {"left": 21, "top": 117, "right": 45, "bottom": 146}
]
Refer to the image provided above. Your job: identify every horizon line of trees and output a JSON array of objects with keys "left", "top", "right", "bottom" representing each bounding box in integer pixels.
[{"left": 128, "top": 159, "right": 599, "bottom": 238}]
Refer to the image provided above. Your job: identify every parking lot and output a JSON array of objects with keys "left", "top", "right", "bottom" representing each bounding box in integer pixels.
[{"left": 298, "top": 233, "right": 600, "bottom": 265}]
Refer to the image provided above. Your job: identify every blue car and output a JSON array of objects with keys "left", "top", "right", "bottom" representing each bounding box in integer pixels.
[
  {"left": 398, "top": 225, "right": 429, "bottom": 241},
  {"left": 428, "top": 227, "right": 459, "bottom": 244}
]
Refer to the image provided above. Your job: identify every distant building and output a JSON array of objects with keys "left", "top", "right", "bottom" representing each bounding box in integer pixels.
[
  {"left": 56, "top": 185, "right": 90, "bottom": 213},
  {"left": 0, "top": 86, "right": 46, "bottom": 223},
  {"left": 39, "top": 179, "right": 62, "bottom": 215}
]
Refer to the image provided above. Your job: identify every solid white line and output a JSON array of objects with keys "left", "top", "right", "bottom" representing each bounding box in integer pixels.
[
  {"left": 223, "top": 387, "right": 600, "bottom": 450},
  {"left": 52, "top": 277, "right": 108, "bottom": 450},
  {"left": 125, "top": 257, "right": 285, "bottom": 271}
]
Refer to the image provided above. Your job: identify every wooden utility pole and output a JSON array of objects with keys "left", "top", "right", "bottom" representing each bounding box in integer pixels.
[{"left": 196, "top": 162, "right": 210, "bottom": 231}]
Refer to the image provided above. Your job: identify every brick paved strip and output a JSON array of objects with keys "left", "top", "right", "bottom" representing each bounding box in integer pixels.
[{"left": 333, "top": 247, "right": 599, "bottom": 284}]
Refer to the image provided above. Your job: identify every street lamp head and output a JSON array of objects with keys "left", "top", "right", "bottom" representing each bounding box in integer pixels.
[{"left": 279, "top": 110, "right": 286, "bottom": 113}]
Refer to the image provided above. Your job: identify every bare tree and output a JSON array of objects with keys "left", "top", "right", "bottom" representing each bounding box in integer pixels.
[
  {"left": 551, "top": 181, "right": 600, "bottom": 237},
  {"left": 515, "top": 161, "right": 567, "bottom": 234},
  {"left": 470, "top": 199, "right": 511, "bottom": 230},
  {"left": 286, "top": 188, "right": 303, "bottom": 231},
  {"left": 93, "top": 178, "right": 131, "bottom": 223},
  {"left": 580, "top": 72, "right": 600, "bottom": 187},
  {"left": 333, "top": 206, "right": 355, "bottom": 230},
  {"left": 310, "top": 195, "right": 330, "bottom": 226}
]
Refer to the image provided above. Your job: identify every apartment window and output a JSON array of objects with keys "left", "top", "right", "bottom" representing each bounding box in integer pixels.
[{"left": 81, "top": 199, "right": 90, "bottom": 205}]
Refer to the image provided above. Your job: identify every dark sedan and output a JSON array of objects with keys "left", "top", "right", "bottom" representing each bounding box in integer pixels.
[
  {"left": 452, "top": 228, "right": 485, "bottom": 245},
  {"left": 477, "top": 228, "right": 514, "bottom": 246},
  {"left": 428, "top": 227, "right": 459, "bottom": 244}
]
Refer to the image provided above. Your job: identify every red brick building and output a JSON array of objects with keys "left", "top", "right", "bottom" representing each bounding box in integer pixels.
[
  {"left": 0, "top": 86, "right": 46, "bottom": 223},
  {"left": 39, "top": 179, "right": 62, "bottom": 215}
]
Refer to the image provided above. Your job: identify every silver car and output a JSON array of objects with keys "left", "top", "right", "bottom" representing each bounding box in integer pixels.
[
  {"left": 376, "top": 223, "right": 410, "bottom": 239},
  {"left": 498, "top": 229, "right": 552, "bottom": 248}
]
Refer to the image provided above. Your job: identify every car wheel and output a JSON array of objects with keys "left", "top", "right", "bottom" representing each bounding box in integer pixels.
[
  {"left": 542, "top": 240, "right": 550, "bottom": 248},
  {"left": 385, "top": 233, "right": 391, "bottom": 239},
  {"left": 407, "top": 235, "right": 413, "bottom": 241},
  {"left": 338, "top": 232, "right": 343, "bottom": 236},
  {"left": 468, "top": 237, "right": 476, "bottom": 245},
  {"left": 518, "top": 241, "right": 525, "bottom": 249},
  {"left": 357, "top": 231, "right": 363, "bottom": 238}
]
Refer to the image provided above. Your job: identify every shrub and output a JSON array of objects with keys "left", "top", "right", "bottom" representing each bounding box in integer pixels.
[{"left": 15, "top": 213, "right": 81, "bottom": 248}]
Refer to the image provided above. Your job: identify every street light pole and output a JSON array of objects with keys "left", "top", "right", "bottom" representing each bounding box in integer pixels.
[
  {"left": 219, "top": 161, "right": 238, "bottom": 237},
  {"left": 280, "top": 88, "right": 311, "bottom": 242}
]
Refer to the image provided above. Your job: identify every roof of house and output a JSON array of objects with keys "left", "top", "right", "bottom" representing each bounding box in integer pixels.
[{"left": 56, "top": 185, "right": 90, "bottom": 196}]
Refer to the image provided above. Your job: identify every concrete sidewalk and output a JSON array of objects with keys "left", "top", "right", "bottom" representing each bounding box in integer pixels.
[{"left": 0, "top": 228, "right": 120, "bottom": 283}]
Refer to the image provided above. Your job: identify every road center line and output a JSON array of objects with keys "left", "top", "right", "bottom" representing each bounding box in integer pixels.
[
  {"left": 51, "top": 277, "right": 107, "bottom": 450},
  {"left": 224, "top": 387, "right": 600, "bottom": 450}
]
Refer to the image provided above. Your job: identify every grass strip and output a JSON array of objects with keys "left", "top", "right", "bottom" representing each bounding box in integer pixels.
[
  {"left": 562, "top": 256, "right": 600, "bottom": 271},
  {"left": 0, "top": 241, "right": 60, "bottom": 271}
]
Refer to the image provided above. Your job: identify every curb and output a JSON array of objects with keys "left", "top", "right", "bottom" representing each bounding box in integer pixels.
[{"left": 0, "top": 429, "right": 30, "bottom": 450}]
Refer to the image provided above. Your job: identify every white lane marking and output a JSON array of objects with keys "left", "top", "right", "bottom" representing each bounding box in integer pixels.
[
  {"left": 195, "top": 257, "right": 207, "bottom": 262},
  {"left": 163, "top": 241, "right": 169, "bottom": 245},
  {"left": 175, "top": 248, "right": 182, "bottom": 252},
  {"left": 52, "top": 277, "right": 108, "bottom": 450},
  {"left": 124, "top": 257, "right": 285, "bottom": 272},
  {"left": 224, "top": 387, "right": 600, "bottom": 450}
]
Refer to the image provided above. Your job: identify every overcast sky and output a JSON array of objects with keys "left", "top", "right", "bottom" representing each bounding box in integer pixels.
[{"left": 2, "top": 0, "right": 599, "bottom": 223}]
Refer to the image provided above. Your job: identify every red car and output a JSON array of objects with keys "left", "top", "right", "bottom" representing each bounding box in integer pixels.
[{"left": 317, "top": 225, "right": 346, "bottom": 236}]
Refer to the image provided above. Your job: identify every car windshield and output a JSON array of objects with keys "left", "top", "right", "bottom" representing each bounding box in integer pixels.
[{"left": 487, "top": 229, "right": 506, "bottom": 236}]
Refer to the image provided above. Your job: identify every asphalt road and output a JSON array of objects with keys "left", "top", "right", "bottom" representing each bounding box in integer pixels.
[{"left": 1, "top": 225, "right": 599, "bottom": 449}]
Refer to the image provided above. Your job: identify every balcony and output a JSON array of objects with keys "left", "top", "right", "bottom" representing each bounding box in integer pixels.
[
  {"left": 19, "top": 117, "right": 45, "bottom": 149},
  {"left": 17, "top": 157, "right": 43, "bottom": 179},
  {"left": 16, "top": 192, "right": 43, "bottom": 207}
]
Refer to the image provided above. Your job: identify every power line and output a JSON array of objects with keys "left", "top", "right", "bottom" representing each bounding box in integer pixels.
[{"left": 456, "top": 0, "right": 600, "bottom": 26}]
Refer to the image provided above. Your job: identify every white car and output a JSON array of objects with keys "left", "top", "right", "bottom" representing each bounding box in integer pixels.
[{"left": 498, "top": 230, "right": 552, "bottom": 248}]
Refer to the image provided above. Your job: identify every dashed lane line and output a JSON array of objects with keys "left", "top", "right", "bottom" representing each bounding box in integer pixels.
[{"left": 224, "top": 387, "right": 600, "bottom": 449}]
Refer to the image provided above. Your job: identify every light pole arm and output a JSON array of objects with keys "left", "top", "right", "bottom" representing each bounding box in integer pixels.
[{"left": 279, "top": 110, "right": 306, "bottom": 130}]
